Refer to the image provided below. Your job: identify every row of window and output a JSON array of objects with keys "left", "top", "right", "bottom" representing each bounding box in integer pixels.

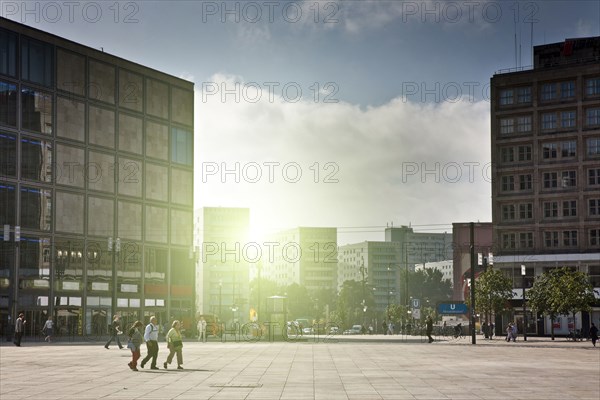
[
  {"left": 499, "top": 168, "right": 600, "bottom": 192},
  {"left": 498, "top": 77, "right": 600, "bottom": 106},
  {"left": 501, "top": 229, "right": 600, "bottom": 250},
  {"left": 498, "top": 108, "right": 600, "bottom": 136},
  {"left": 500, "top": 198, "right": 600, "bottom": 221},
  {"left": 498, "top": 137, "right": 600, "bottom": 164}
]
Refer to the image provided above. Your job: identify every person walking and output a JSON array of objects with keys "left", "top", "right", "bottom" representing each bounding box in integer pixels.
[
  {"left": 489, "top": 322, "right": 495, "bottom": 340},
  {"left": 426, "top": 316, "right": 434, "bottom": 343},
  {"left": 505, "top": 323, "right": 513, "bottom": 342},
  {"left": 127, "top": 321, "right": 144, "bottom": 371},
  {"left": 197, "top": 316, "right": 207, "bottom": 342},
  {"left": 14, "top": 313, "right": 26, "bottom": 346},
  {"left": 164, "top": 320, "right": 184, "bottom": 370},
  {"left": 105, "top": 315, "right": 124, "bottom": 349},
  {"left": 511, "top": 323, "right": 518, "bottom": 342},
  {"left": 589, "top": 322, "right": 598, "bottom": 347},
  {"left": 42, "top": 316, "right": 54, "bottom": 342},
  {"left": 140, "top": 316, "right": 160, "bottom": 369}
]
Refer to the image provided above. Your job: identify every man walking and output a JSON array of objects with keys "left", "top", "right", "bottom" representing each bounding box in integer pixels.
[
  {"left": 105, "top": 315, "right": 123, "bottom": 349},
  {"left": 426, "top": 316, "right": 434, "bottom": 343},
  {"left": 14, "top": 313, "right": 25, "bottom": 346},
  {"left": 140, "top": 316, "right": 160, "bottom": 369},
  {"left": 197, "top": 317, "right": 207, "bottom": 342}
]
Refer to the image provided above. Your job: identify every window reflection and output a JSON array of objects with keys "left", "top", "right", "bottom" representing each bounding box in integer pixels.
[
  {"left": 0, "top": 81, "right": 17, "bottom": 127},
  {"left": 86, "top": 240, "right": 112, "bottom": 291},
  {"left": 0, "top": 132, "right": 16, "bottom": 177},
  {"left": 21, "top": 87, "right": 53, "bottom": 134},
  {"left": 21, "top": 36, "right": 53, "bottom": 87},
  {"left": 20, "top": 187, "right": 52, "bottom": 231},
  {"left": 0, "top": 29, "right": 18, "bottom": 77},
  {"left": 0, "top": 183, "right": 16, "bottom": 226},
  {"left": 54, "top": 240, "right": 84, "bottom": 290},
  {"left": 19, "top": 237, "right": 51, "bottom": 281},
  {"left": 21, "top": 136, "right": 52, "bottom": 182}
]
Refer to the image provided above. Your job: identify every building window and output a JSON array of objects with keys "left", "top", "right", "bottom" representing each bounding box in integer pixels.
[
  {"left": 501, "top": 175, "right": 514, "bottom": 191},
  {"left": 519, "top": 232, "right": 533, "bottom": 249},
  {"left": 171, "top": 127, "right": 193, "bottom": 166},
  {"left": 500, "top": 118, "right": 514, "bottom": 134},
  {"left": 501, "top": 147, "right": 514, "bottom": 163},
  {"left": 543, "top": 201, "right": 558, "bottom": 218},
  {"left": 587, "top": 137, "right": 600, "bottom": 156},
  {"left": 541, "top": 113, "right": 557, "bottom": 130},
  {"left": 561, "top": 140, "right": 576, "bottom": 158},
  {"left": 590, "top": 229, "right": 600, "bottom": 247},
  {"left": 500, "top": 89, "right": 513, "bottom": 105},
  {"left": 561, "top": 170, "right": 576, "bottom": 188},
  {"left": 0, "top": 29, "right": 17, "bottom": 77},
  {"left": 519, "top": 174, "right": 532, "bottom": 191},
  {"left": 519, "top": 203, "right": 533, "bottom": 219},
  {"left": 0, "top": 132, "right": 17, "bottom": 177},
  {"left": 502, "top": 233, "right": 516, "bottom": 249},
  {"left": 517, "top": 115, "right": 532, "bottom": 133},
  {"left": 563, "top": 230, "right": 578, "bottom": 247},
  {"left": 589, "top": 199, "right": 600, "bottom": 216},
  {"left": 586, "top": 108, "right": 600, "bottom": 126},
  {"left": 560, "top": 111, "right": 576, "bottom": 129},
  {"left": 21, "top": 87, "right": 53, "bottom": 135},
  {"left": 502, "top": 204, "right": 515, "bottom": 221},
  {"left": 589, "top": 168, "right": 600, "bottom": 186},
  {"left": 544, "top": 231, "right": 559, "bottom": 248},
  {"left": 542, "top": 143, "right": 557, "bottom": 159},
  {"left": 560, "top": 81, "right": 575, "bottom": 99},
  {"left": 21, "top": 36, "right": 54, "bottom": 88},
  {"left": 517, "top": 87, "right": 531, "bottom": 103},
  {"left": 562, "top": 200, "right": 577, "bottom": 217},
  {"left": 541, "top": 83, "right": 557, "bottom": 101},
  {"left": 543, "top": 172, "right": 558, "bottom": 188},
  {"left": 518, "top": 146, "right": 532, "bottom": 161},
  {"left": 20, "top": 137, "right": 52, "bottom": 182},
  {"left": 585, "top": 77, "right": 600, "bottom": 96},
  {"left": 0, "top": 80, "right": 17, "bottom": 127}
]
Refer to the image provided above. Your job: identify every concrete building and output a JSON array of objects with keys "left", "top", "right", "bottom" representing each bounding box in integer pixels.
[
  {"left": 0, "top": 18, "right": 195, "bottom": 336},
  {"left": 199, "top": 207, "right": 249, "bottom": 325},
  {"left": 491, "top": 36, "right": 600, "bottom": 336}
]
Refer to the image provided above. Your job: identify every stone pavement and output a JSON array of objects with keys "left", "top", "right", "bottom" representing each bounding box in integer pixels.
[{"left": 1, "top": 335, "right": 598, "bottom": 400}]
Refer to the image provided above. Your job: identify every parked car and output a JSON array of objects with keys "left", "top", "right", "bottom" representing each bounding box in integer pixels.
[{"left": 343, "top": 324, "right": 362, "bottom": 335}]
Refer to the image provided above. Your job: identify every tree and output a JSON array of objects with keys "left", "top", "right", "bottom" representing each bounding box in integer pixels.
[
  {"left": 468, "top": 267, "right": 514, "bottom": 326},
  {"left": 337, "top": 280, "right": 375, "bottom": 328},
  {"left": 400, "top": 268, "right": 453, "bottom": 306},
  {"left": 285, "top": 283, "right": 315, "bottom": 320},
  {"left": 527, "top": 267, "right": 596, "bottom": 340}
]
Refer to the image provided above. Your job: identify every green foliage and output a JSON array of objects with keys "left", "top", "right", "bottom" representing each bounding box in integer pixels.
[
  {"left": 338, "top": 279, "right": 375, "bottom": 328},
  {"left": 400, "top": 268, "right": 453, "bottom": 305},
  {"left": 467, "top": 267, "right": 514, "bottom": 316}
]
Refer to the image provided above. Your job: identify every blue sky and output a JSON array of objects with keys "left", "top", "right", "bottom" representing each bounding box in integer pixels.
[{"left": 5, "top": 0, "right": 599, "bottom": 243}]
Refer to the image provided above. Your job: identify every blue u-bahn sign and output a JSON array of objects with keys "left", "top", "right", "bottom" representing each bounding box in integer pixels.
[{"left": 437, "top": 302, "right": 468, "bottom": 315}]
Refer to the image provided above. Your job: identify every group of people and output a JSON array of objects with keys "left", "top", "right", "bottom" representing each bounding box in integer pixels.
[
  {"left": 105, "top": 315, "right": 185, "bottom": 371},
  {"left": 13, "top": 313, "right": 55, "bottom": 346},
  {"left": 505, "top": 322, "right": 518, "bottom": 342}
]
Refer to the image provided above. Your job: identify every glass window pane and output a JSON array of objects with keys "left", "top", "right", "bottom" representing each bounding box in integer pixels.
[
  {"left": 21, "top": 87, "right": 53, "bottom": 134},
  {"left": 0, "top": 132, "right": 17, "bottom": 177},
  {"left": 20, "top": 136, "right": 52, "bottom": 182},
  {"left": 0, "top": 29, "right": 17, "bottom": 77},
  {"left": 20, "top": 187, "right": 52, "bottom": 231},
  {"left": 21, "top": 36, "right": 53, "bottom": 88},
  {"left": 0, "top": 80, "right": 17, "bottom": 127},
  {"left": 0, "top": 183, "right": 16, "bottom": 226}
]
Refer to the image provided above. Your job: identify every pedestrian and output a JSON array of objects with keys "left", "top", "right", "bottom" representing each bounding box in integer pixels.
[
  {"left": 42, "top": 316, "right": 54, "bottom": 342},
  {"left": 14, "top": 313, "right": 26, "bottom": 346},
  {"left": 505, "top": 323, "right": 512, "bottom": 342},
  {"left": 164, "top": 320, "right": 184, "bottom": 370},
  {"left": 489, "top": 322, "right": 495, "bottom": 340},
  {"left": 426, "top": 316, "right": 434, "bottom": 343},
  {"left": 126, "top": 321, "right": 144, "bottom": 371},
  {"left": 387, "top": 321, "right": 394, "bottom": 335},
  {"left": 589, "top": 322, "right": 598, "bottom": 347},
  {"left": 197, "top": 316, "right": 207, "bottom": 342},
  {"left": 382, "top": 320, "right": 387, "bottom": 335},
  {"left": 105, "top": 315, "right": 124, "bottom": 349},
  {"left": 140, "top": 316, "right": 160, "bottom": 370},
  {"left": 511, "top": 323, "right": 518, "bottom": 342},
  {"left": 482, "top": 321, "right": 488, "bottom": 338}
]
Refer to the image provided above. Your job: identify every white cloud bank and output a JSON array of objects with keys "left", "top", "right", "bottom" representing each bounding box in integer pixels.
[{"left": 195, "top": 74, "right": 491, "bottom": 244}]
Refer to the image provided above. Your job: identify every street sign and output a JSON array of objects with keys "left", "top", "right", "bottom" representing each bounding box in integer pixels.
[
  {"left": 437, "top": 303, "right": 468, "bottom": 315},
  {"left": 412, "top": 308, "right": 421, "bottom": 319},
  {"left": 412, "top": 298, "right": 420, "bottom": 309}
]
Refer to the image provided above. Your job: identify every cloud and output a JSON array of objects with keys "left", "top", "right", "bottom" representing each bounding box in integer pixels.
[{"left": 194, "top": 74, "right": 491, "bottom": 243}]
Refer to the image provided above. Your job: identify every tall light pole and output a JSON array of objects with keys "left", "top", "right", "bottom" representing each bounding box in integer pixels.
[
  {"left": 521, "top": 264, "right": 527, "bottom": 341},
  {"left": 469, "top": 222, "right": 476, "bottom": 345},
  {"left": 108, "top": 237, "right": 120, "bottom": 319}
]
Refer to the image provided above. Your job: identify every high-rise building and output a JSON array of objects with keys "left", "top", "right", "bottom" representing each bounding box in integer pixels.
[
  {"left": 491, "top": 37, "right": 600, "bottom": 335},
  {"left": 199, "top": 207, "right": 250, "bottom": 324},
  {"left": 0, "top": 18, "right": 195, "bottom": 336}
]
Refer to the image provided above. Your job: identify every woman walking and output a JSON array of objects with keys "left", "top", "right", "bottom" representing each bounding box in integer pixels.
[
  {"left": 42, "top": 316, "right": 54, "bottom": 342},
  {"left": 127, "top": 321, "right": 144, "bottom": 371},
  {"left": 164, "top": 320, "right": 184, "bottom": 370}
]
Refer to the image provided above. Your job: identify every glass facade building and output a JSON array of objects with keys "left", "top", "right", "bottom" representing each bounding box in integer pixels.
[{"left": 0, "top": 18, "right": 194, "bottom": 338}]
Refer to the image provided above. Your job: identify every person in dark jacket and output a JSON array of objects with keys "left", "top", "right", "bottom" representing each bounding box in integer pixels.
[
  {"left": 105, "top": 315, "right": 124, "bottom": 349},
  {"left": 127, "top": 321, "right": 144, "bottom": 371}
]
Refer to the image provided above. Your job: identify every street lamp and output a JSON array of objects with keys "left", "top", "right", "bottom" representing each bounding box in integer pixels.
[
  {"left": 218, "top": 279, "right": 222, "bottom": 322},
  {"left": 521, "top": 264, "right": 527, "bottom": 341}
]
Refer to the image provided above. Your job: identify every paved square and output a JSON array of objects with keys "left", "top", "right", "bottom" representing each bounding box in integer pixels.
[{"left": 1, "top": 336, "right": 598, "bottom": 399}]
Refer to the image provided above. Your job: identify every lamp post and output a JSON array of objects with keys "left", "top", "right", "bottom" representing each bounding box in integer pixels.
[
  {"left": 218, "top": 279, "right": 222, "bottom": 322},
  {"left": 108, "top": 237, "right": 120, "bottom": 318},
  {"left": 521, "top": 264, "right": 527, "bottom": 341}
]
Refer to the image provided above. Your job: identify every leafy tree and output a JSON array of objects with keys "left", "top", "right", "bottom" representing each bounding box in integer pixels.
[
  {"left": 285, "top": 283, "right": 315, "bottom": 320},
  {"left": 338, "top": 280, "right": 375, "bottom": 328},
  {"left": 527, "top": 267, "right": 596, "bottom": 340},
  {"left": 467, "top": 267, "right": 514, "bottom": 326},
  {"left": 249, "top": 277, "right": 283, "bottom": 320},
  {"left": 400, "top": 268, "right": 453, "bottom": 306}
]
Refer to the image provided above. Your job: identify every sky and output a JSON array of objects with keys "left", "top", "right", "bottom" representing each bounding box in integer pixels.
[{"left": 4, "top": 0, "right": 599, "bottom": 244}]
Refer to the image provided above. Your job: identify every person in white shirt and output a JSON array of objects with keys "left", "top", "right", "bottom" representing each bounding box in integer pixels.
[
  {"left": 197, "top": 317, "right": 207, "bottom": 342},
  {"left": 42, "top": 316, "right": 54, "bottom": 342},
  {"left": 140, "top": 316, "right": 159, "bottom": 369}
]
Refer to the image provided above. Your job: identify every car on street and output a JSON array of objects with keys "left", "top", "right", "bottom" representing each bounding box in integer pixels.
[{"left": 343, "top": 324, "right": 362, "bottom": 335}]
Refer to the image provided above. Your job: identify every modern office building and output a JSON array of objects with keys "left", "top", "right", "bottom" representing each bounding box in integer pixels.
[
  {"left": 0, "top": 18, "right": 195, "bottom": 337},
  {"left": 199, "top": 207, "right": 250, "bottom": 325},
  {"left": 491, "top": 37, "right": 600, "bottom": 335}
]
